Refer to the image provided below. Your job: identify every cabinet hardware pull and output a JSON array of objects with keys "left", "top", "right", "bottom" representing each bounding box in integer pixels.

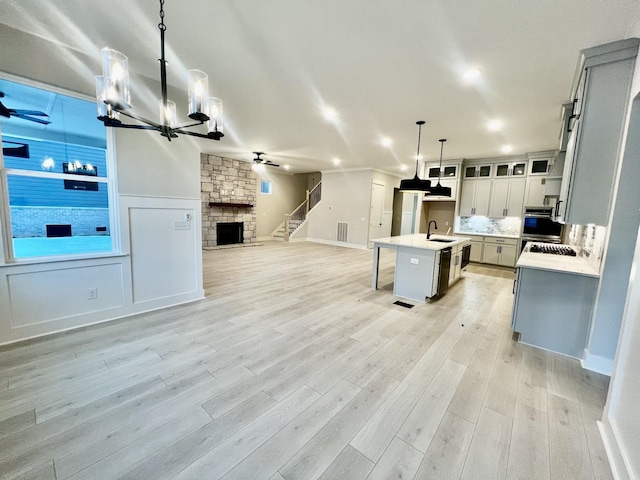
[{"left": 513, "top": 279, "right": 517, "bottom": 294}]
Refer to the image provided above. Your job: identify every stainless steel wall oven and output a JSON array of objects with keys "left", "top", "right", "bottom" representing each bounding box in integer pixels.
[{"left": 520, "top": 206, "right": 564, "bottom": 253}]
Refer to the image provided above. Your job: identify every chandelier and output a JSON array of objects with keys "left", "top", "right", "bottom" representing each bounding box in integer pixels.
[
  {"left": 94, "top": 0, "right": 223, "bottom": 141},
  {"left": 399, "top": 121, "right": 431, "bottom": 193}
]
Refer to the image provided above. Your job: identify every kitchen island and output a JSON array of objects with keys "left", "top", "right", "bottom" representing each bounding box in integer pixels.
[{"left": 371, "top": 234, "right": 471, "bottom": 302}]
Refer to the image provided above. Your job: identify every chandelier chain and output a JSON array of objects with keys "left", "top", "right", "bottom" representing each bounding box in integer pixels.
[{"left": 159, "top": 0, "right": 166, "bottom": 31}]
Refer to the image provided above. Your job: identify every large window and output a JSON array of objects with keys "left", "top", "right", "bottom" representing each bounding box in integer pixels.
[{"left": 0, "top": 77, "right": 114, "bottom": 260}]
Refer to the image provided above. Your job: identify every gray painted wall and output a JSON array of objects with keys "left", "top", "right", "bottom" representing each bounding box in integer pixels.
[{"left": 255, "top": 171, "right": 316, "bottom": 238}]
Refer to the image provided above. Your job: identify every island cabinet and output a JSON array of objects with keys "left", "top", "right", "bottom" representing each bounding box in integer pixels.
[
  {"left": 556, "top": 38, "right": 639, "bottom": 225},
  {"left": 371, "top": 234, "right": 471, "bottom": 302},
  {"left": 459, "top": 179, "right": 491, "bottom": 216},
  {"left": 394, "top": 247, "right": 440, "bottom": 301},
  {"left": 489, "top": 178, "right": 525, "bottom": 217}
]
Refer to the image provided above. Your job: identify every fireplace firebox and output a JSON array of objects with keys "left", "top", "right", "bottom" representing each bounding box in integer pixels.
[{"left": 217, "top": 222, "right": 244, "bottom": 246}]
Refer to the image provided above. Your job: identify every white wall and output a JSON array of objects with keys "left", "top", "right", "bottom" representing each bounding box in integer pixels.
[
  {"left": 0, "top": 25, "right": 205, "bottom": 344},
  {"left": 307, "top": 169, "right": 373, "bottom": 247},
  {"left": 599, "top": 24, "right": 640, "bottom": 480},
  {"left": 305, "top": 169, "right": 401, "bottom": 247},
  {"left": 601, "top": 215, "right": 640, "bottom": 480}
]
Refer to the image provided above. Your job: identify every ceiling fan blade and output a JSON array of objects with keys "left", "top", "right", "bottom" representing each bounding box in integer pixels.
[
  {"left": 12, "top": 109, "right": 49, "bottom": 117},
  {"left": 0, "top": 99, "right": 50, "bottom": 124},
  {"left": 14, "top": 113, "right": 51, "bottom": 125},
  {"left": 266, "top": 161, "right": 280, "bottom": 167},
  {"left": 0, "top": 101, "right": 11, "bottom": 118}
]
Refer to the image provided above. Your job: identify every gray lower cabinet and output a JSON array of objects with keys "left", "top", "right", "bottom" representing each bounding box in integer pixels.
[
  {"left": 511, "top": 266, "right": 598, "bottom": 358},
  {"left": 482, "top": 237, "right": 518, "bottom": 267}
]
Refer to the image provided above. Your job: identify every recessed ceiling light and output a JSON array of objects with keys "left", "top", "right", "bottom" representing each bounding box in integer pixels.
[
  {"left": 400, "top": 164, "right": 408, "bottom": 172},
  {"left": 462, "top": 68, "right": 481, "bottom": 83},
  {"left": 487, "top": 119, "right": 503, "bottom": 132},
  {"left": 333, "top": 157, "right": 341, "bottom": 166},
  {"left": 283, "top": 164, "right": 290, "bottom": 170},
  {"left": 501, "top": 145, "right": 513, "bottom": 154},
  {"left": 323, "top": 107, "right": 338, "bottom": 121},
  {"left": 381, "top": 137, "right": 392, "bottom": 148}
]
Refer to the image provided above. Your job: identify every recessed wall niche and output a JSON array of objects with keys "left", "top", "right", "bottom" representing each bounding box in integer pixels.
[{"left": 200, "top": 154, "right": 257, "bottom": 247}]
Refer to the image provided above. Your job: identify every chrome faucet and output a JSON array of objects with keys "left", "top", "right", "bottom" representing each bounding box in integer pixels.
[{"left": 427, "top": 220, "right": 437, "bottom": 239}]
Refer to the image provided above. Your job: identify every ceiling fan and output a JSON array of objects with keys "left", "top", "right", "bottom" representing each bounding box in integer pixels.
[
  {"left": 252, "top": 152, "right": 279, "bottom": 167},
  {"left": 0, "top": 92, "right": 51, "bottom": 125}
]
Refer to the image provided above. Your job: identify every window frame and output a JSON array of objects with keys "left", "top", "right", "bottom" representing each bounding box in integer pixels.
[
  {"left": 0, "top": 73, "right": 119, "bottom": 265},
  {"left": 260, "top": 180, "right": 272, "bottom": 195}
]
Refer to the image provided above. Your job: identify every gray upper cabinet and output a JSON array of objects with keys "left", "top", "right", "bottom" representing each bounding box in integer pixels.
[
  {"left": 558, "top": 102, "right": 574, "bottom": 152},
  {"left": 556, "top": 38, "right": 639, "bottom": 226}
]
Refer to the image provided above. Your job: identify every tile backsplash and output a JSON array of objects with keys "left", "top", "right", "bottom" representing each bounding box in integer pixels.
[
  {"left": 456, "top": 216, "right": 522, "bottom": 237},
  {"left": 567, "top": 224, "right": 607, "bottom": 272}
]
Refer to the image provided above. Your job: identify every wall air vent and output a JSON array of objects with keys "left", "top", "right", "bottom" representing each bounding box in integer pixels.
[{"left": 337, "top": 222, "right": 348, "bottom": 242}]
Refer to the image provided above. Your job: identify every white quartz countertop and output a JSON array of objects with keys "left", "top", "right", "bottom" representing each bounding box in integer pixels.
[
  {"left": 372, "top": 234, "right": 471, "bottom": 251},
  {"left": 455, "top": 231, "right": 520, "bottom": 239},
  {"left": 517, "top": 243, "right": 600, "bottom": 278}
]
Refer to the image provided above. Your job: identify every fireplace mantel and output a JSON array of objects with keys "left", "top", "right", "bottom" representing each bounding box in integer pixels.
[{"left": 208, "top": 202, "right": 254, "bottom": 208}]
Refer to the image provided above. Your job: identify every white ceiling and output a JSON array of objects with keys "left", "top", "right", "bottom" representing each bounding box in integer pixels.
[{"left": 1, "top": 0, "right": 639, "bottom": 174}]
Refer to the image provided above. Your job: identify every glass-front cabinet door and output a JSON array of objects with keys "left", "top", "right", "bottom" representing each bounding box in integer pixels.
[
  {"left": 465, "top": 164, "right": 492, "bottom": 178},
  {"left": 529, "top": 159, "right": 550, "bottom": 175},
  {"left": 478, "top": 165, "right": 491, "bottom": 177},
  {"left": 512, "top": 162, "right": 526, "bottom": 176},
  {"left": 496, "top": 164, "right": 510, "bottom": 177},
  {"left": 428, "top": 165, "right": 458, "bottom": 179},
  {"left": 496, "top": 162, "right": 527, "bottom": 177},
  {"left": 443, "top": 166, "right": 457, "bottom": 178}
]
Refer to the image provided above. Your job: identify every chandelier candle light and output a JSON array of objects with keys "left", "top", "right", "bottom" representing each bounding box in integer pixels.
[
  {"left": 399, "top": 120, "right": 432, "bottom": 193},
  {"left": 95, "top": 0, "right": 224, "bottom": 141}
]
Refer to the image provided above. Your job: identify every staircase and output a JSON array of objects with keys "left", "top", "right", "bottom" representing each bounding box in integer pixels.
[{"left": 272, "top": 181, "right": 321, "bottom": 241}]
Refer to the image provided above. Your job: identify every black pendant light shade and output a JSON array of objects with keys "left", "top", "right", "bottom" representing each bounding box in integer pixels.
[
  {"left": 399, "top": 121, "right": 431, "bottom": 193},
  {"left": 426, "top": 138, "right": 452, "bottom": 197}
]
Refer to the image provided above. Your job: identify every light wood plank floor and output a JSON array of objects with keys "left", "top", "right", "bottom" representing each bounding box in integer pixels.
[{"left": 0, "top": 241, "right": 612, "bottom": 479}]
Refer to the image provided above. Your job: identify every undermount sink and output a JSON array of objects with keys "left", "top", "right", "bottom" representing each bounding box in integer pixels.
[{"left": 428, "top": 238, "right": 455, "bottom": 243}]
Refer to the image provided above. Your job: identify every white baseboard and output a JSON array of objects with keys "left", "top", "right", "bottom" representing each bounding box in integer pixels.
[
  {"left": 305, "top": 237, "right": 369, "bottom": 250},
  {"left": 598, "top": 420, "right": 632, "bottom": 480},
  {"left": 256, "top": 236, "right": 279, "bottom": 242},
  {"left": 582, "top": 348, "right": 614, "bottom": 376},
  {"left": 0, "top": 290, "right": 205, "bottom": 347}
]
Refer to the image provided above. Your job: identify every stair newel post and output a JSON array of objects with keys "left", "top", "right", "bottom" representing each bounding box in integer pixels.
[
  {"left": 284, "top": 214, "right": 291, "bottom": 242},
  {"left": 305, "top": 190, "right": 310, "bottom": 215}
]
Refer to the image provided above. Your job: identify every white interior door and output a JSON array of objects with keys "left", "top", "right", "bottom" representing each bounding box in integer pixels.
[{"left": 369, "top": 182, "right": 385, "bottom": 241}]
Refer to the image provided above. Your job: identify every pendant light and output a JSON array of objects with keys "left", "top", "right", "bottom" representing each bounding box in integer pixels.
[
  {"left": 399, "top": 121, "right": 432, "bottom": 193},
  {"left": 426, "top": 138, "right": 452, "bottom": 197}
]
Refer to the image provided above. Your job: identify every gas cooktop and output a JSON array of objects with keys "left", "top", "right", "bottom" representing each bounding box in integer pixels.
[{"left": 529, "top": 244, "right": 577, "bottom": 256}]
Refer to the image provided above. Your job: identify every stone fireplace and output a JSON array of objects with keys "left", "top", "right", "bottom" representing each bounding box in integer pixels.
[{"left": 201, "top": 154, "right": 256, "bottom": 247}]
